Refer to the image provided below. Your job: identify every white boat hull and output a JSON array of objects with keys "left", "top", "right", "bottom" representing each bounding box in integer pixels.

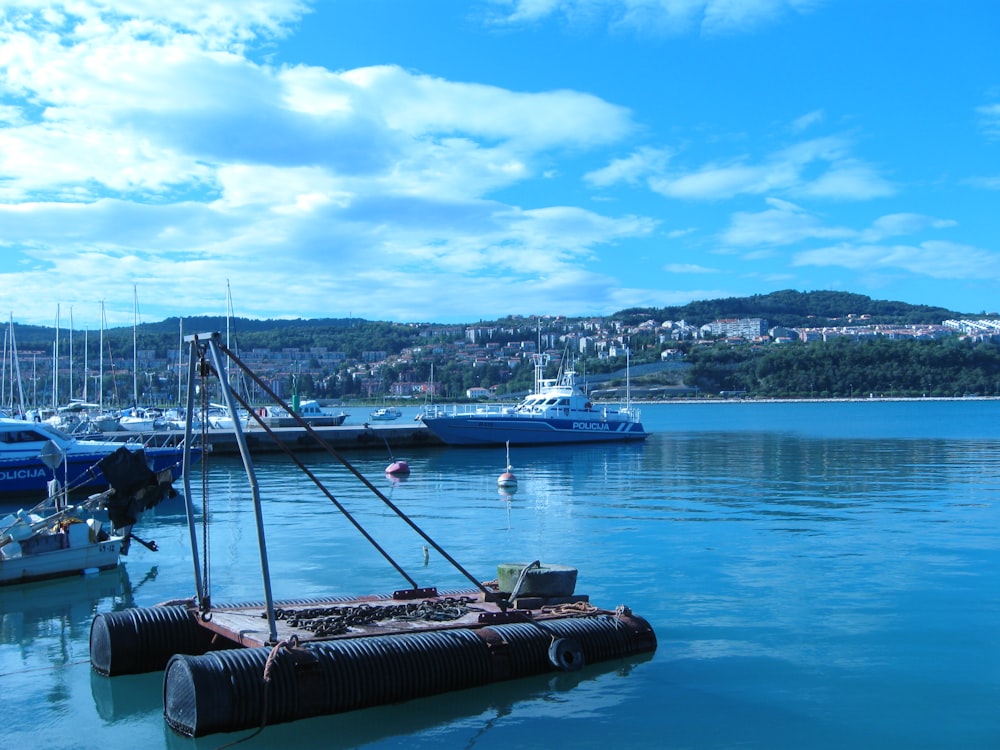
[{"left": 0, "top": 536, "right": 122, "bottom": 585}]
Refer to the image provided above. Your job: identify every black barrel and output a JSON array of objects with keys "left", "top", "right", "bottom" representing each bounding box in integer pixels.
[
  {"left": 90, "top": 605, "right": 219, "bottom": 676},
  {"left": 164, "top": 627, "right": 494, "bottom": 737},
  {"left": 164, "top": 613, "right": 657, "bottom": 737}
]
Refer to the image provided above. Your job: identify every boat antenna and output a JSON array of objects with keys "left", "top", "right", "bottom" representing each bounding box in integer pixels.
[
  {"left": 626, "top": 342, "right": 632, "bottom": 409},
  {"left": 132, "top": 285, "right": 139, "bottom": 408}
]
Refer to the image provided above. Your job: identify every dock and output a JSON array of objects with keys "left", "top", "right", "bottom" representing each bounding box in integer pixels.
[
  {"left": 90, "top": 583, "right": 657, "bottom": 738},
  {"left": 102, "top": 421, "right": 444, "bottom": 455}
]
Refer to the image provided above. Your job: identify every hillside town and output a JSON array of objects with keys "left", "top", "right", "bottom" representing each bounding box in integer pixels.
[{"left": 5, "top": 313, "right": 1000, "bottom": 408}]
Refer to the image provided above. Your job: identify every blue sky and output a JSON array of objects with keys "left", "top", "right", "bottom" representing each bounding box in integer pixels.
[{"left": 1, "top": 1, "right": 998, "bottom": 328}]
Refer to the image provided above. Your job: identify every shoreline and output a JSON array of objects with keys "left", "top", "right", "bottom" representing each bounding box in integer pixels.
[{"left": 626, "top": 395, "right": 1000, "bottom": 404}]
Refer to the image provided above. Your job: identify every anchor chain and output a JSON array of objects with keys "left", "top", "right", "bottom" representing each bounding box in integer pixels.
[{"left": 267, "top": 596, "right": 480, "bottom": 637}]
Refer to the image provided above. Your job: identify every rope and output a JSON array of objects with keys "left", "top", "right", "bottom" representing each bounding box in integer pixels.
[
  {"left": 540, "top": 601, "right": 602, "bottom": 616},
  {"left": 213, "top": 635, "right": 302, "bottom": 750}
]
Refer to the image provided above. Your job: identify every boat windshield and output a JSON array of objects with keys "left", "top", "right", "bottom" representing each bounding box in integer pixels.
[{"left": 0, "top": 426, "right": 68, "bottom": 444}]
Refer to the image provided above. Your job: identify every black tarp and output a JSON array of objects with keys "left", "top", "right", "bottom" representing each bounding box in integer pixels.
[{"left": 97, "top": 446, "right": 177, "bottom": 529}]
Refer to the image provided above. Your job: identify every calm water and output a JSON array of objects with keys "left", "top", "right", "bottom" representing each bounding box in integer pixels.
[{"left": 1, "top": 400, "right": 998, "bottom": 749}]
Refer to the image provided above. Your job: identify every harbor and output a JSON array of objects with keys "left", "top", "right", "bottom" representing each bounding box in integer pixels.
[
  {"left": 1, "top": 398, "right": 999, "bottom": 748},
  {"left": 80, "top": 333, "right": 657, "bottom": 737}
]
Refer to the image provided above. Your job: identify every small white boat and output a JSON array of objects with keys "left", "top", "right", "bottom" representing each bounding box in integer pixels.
[
  {"left": 370, "top": 406, "right": 402, "bottom": 421},
  {"left": 1, "top": 443, "right": 180, "bottom": 585},
  {"left": 256, "top": 399, "right": 349, "bottom": 427},
  {"left": 206, "top": 405, "right": 251, "bottom": 430},
  {"left": 119, "top": 408, "right": 162, "bottom": 432},
  {"left": 0, "top": 495, "right": 124, "bottom": 585}
]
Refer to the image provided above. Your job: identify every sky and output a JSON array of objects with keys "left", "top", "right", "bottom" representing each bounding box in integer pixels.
[{"left": 1, "top": 0, "right": 998, "bottom": 329}]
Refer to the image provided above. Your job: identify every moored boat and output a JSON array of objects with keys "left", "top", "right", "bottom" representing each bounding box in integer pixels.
[
  {"left": 1, "top": 499, "right": 124, "bottom": 585},
  {"left": 369, "top": 406, "right": 402, "bottom": 421},
  {"left": 257, "top": 399, "right": 349, "bottom": 428},
  {"left": 421, "top": 356, "right": 647, "bottom": 446},
  {"left": 0, "top": 417, "right": 190, "bottom": 499},
  {"left": 1, "top": 445, "right": 178, "bottom": 585}
]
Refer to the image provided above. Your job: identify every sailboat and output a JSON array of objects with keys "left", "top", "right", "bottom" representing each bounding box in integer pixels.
[
  {"left": 369, "top": 366, "right": 401, "bottom": 421},
  {"left": 118, "top": 287, "right": 158, "bottom": 432},
  {"left": 2, "top": 315, "right": 28, "bottom": 419}
]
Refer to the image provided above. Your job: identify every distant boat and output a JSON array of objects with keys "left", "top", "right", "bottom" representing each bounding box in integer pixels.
[
  {"left": 421, "top": 354, "right": 646, "bottom": 447},
  {"left": 118, "top": 407, "right": 162, "bottom": 432},
  {"left": 369, "top": 406, "right": 402, "bottom": 421},
  {"left": 206, "top": 404, "right": 251, "bottom": 431},
  {"left": 257, "top": 399, "right": 349, "bottom": 428}
]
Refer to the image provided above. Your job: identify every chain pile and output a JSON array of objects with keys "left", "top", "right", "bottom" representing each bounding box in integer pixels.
[{"left": 267, "top": 596, "right": 480, "bottom": 638}]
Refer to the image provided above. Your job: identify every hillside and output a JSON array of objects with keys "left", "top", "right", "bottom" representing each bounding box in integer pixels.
[
  {"left": 614, "top": 289, "right": 966, "bottom": 328},
  {"left": 10, "top": 290, "right": 972, "bottom": 350}
]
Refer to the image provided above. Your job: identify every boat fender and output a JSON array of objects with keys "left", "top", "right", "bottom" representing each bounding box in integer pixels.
[
  {"left": 548, "top": 636, "right": 585, "bottom": 672},
  {"left": 257, "top": 407, "right": 268, "bottom": 418}
]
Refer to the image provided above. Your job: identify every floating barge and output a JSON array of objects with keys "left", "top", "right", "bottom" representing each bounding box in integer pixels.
[{"left": 88, "top": 333, "right": 657, "bottom": 738}]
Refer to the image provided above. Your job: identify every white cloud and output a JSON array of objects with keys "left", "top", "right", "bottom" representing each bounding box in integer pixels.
[
  {"left": 977, "top": 102, "right": 1000, "bottom": 140},
  {"left": 0, "top": 0, "right": 655, "bottom": 325},
  {"left": 486, "top": 0, "right": 821, "bottom": 36},
  {"left": 664, "top": 263, "right": 719, "bottom": 273},
  {"left": 722, "top": 198, "right": 854, "bottom": 246},
  {"left": 799, "top": 159, "right": 894, "bottom": 200},
  {"left": 793, "top": 240, "right": 1000, "bottom": 281},
  {"left": 584, "top": 146, "right": 672, "bottom": 188},
  {"left": 862, "top": 213, "right": 957, "bottom": 241},
  {"left": 721, "top": 202, "right": 959, "bottom": 262},
  {"left": 790, "top": 109, "right": 824, "bottom": 133},
  {"left": 646, "top": 136, "right": 893, "bottom": 201},
  {"left": 965, "top": 175, "right": 1000, "bottom": 190}
]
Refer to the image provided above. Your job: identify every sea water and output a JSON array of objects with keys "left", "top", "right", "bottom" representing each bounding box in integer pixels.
[{"left": 0, "top": 400, "right": 998, "bottom": 749}]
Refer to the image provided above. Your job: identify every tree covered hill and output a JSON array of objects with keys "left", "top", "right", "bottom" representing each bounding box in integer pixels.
[
  {"left": 615, "top": 289, "right": 970, "bottom": 328},
  {"left": 10, "top": 290, "right": 975, "bottom": 353}
]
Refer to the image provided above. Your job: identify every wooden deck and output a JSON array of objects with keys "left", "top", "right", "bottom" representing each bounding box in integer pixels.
[{"left": 189, "top": 589, "right": 595, "bottom": 648}]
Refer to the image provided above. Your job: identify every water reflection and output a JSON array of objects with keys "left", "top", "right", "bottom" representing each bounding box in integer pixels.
[
  {"left": 160, "top": 653, "right": 654, "bottom": 750},
  {"left": 0, "top": 566, "right": 139, "bottom": 647}
]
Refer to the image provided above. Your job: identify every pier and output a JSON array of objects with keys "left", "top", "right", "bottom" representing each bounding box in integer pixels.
[{"left": 102, "top": 421, "right": 444, "bottom": 455}]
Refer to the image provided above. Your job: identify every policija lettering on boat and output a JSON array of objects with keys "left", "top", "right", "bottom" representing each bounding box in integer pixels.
[{"left": 571, "top": 421, "right": 611, "bottom": 431}]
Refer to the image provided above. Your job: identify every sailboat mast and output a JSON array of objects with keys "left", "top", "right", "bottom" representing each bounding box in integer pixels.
[
  {"left": 226, "top": 279, "right": 234, "bottom": 388},
  {"left": 177, "top": 318, "right": 183, "bottom": 405},
  {"left": 53, "top": 305, "right": 59, "bottom": 408},
  {"left": 132, "top": 285, "right": 138, "bottom": 406},
  {"left": 69, "top": 306, "right": 74, "bottom": 402},
  {"left": 99, "top": 301, "right": 104, "bottom": 412},
  {"left": 2, "top": 323, "right": 7, "bottom": 413},
  {"left": 83, "top": 327, "right": 88, "bottom": 402}
]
